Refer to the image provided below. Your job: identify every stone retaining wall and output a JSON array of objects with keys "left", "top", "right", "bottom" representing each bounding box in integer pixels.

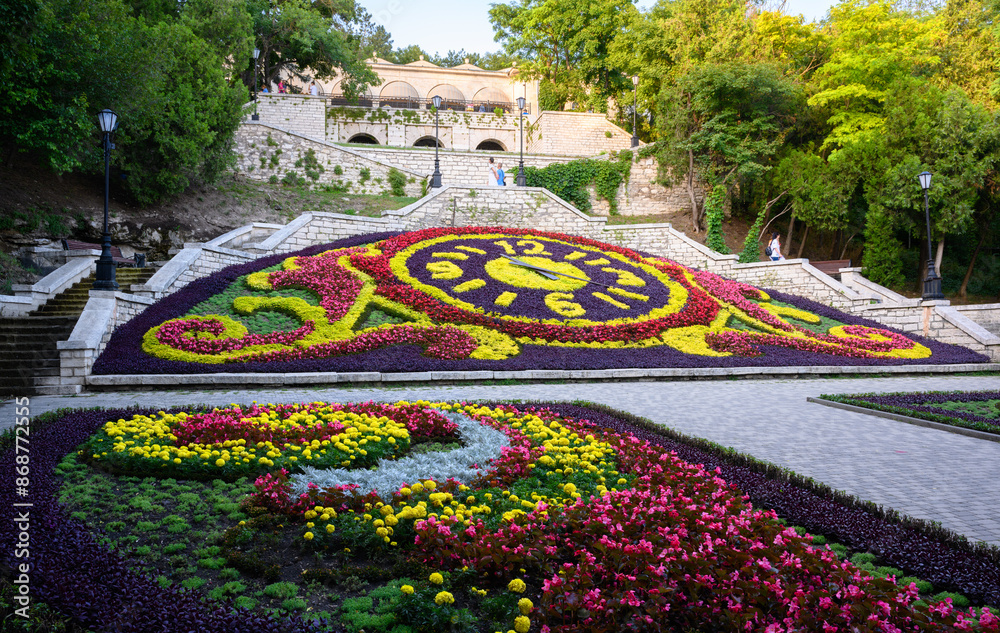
[
  {"left": 527, "top": 111, "right": 633, "bottom": 156},
  {"left": 253, "top": 94, "right": 325, "bottom": 139},
  {"left": 350, "top": 146, "right": 572, "bottom": 186},
  {"left": 235, "top": 124, "right": 427, "bottom": 197},
  {"left": 326, "top": 106, "right": 524, "bottom": 152}
]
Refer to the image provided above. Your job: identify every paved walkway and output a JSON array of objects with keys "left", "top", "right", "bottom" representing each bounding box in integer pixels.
[{"left": 3, "top": 374, "right": 999, "bottom": 545}]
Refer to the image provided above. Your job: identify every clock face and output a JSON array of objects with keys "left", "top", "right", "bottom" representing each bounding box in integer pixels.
[{"left": 387, "top": 232, "right": 689, "bottom": 325}]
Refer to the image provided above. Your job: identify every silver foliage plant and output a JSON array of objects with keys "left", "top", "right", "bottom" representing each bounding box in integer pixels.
[{"left": 290, "top": 412, "right": 510, "bottom": 499}]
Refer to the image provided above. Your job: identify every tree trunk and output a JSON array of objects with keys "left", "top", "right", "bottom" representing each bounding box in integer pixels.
[
  {"left": 796, "top": 225, "right": 809, "bottom": 259},
  {"left": 959, "top": 232, "right": 986, "bottom": 298},
  {"left": 934, "top": 237, "right": 944, "bottom": 277},
  {"left": 786, "top": 213, "right": 796, "bottom": 253},
  {"left": 687, "top": 149, "right": 700, "bottom": 233}
]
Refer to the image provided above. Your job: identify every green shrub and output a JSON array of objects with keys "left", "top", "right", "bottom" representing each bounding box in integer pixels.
[
  {"left": 897, "top": 576, "right": 933, "bottom": 593},
  {"left": 388, "top": 167, "right": 407, "bottom": 196},
  {"left": 181, "top": 577, "right": 207, "bottom": 590},
  {"left": 359, "top": 167, "right": 371, "bottom": 183},
  {"left": 930, "top": 591, "right": 969, "bottom": 608},
  {"left": 234, "top": 596, "right": 258, "bottom": 610},
  {"left": 264, "top": 581, "right": 299, "bottom": 599},
  {"left": 849, "top": 552, "right": 878, "bottom": 565},
  {"left": 704, "top": 184, "right": 729, "bottom": 254},
  {"left": 163, "top": 543, "right": 187, "bottom": 555},
  {"left": 281, "top": 597, "right": 308, "bottom": 611}
]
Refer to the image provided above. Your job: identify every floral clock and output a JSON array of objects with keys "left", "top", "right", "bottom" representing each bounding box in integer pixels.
[{"left": 133, "top": 227, "right": 933, "bottom": 367}]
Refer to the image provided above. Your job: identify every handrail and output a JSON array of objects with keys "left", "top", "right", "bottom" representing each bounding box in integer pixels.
[{"left": 327, "top": 94, "right": 531, "bottom": 114}]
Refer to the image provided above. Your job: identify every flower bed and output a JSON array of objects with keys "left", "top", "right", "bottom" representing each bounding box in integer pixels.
[
  {"left": 819, "top": 391, "right": 1000, "bottom": 436},
  {"left": 92, "top": 228, "right": 988, "bottom": 374},
  {"left": 5, "top": 401, "right": 1000, "bottom": 632}
]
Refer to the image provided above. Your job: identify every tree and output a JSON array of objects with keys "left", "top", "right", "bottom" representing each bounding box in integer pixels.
[
  {"left": 934, "top": 0, "right": 1000, "bottom": 109},
  {"left": 654, "top": 62, "right": 802, "bottom": 231},
  {"left": 490, "top": 0, "right": 639, "bottom": 109},
  {"left": 807, "top": 0, "right": 942, "bottom": 155},
  {"left": 352, "top": 7, "right": 392, "bottom": 60},
  {"left": 250, "top": 0, "right": 377, "bottom": 97}
]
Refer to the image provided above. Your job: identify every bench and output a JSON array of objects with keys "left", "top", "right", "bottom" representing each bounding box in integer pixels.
[
  {"left": 62, "top": 239, "right": 142, "bottom": 267},
  {"left": 811, "top": 259, "right": 851, "bottom": 279}
]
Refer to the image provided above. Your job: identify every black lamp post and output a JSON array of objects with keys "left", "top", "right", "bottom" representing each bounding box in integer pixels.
[
  {"left": 94, "top": 109, "right": 119, "bottom": 291},
  {"left": 918, "top": 171, "right": 943, "bottom": 300},
  {"left": 252, "top": 47, "right": 260, "bottom": 120},
  {"left": 631, "top": 75, "right": 640, "bottom": 148},
  {"left": 516, "top": 96, "right": 526, "bottom": 186},
  {"left": 431, "top": 94, "right": 442, "bottom": 188}
]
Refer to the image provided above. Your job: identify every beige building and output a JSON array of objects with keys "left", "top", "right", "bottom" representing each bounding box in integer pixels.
[{"left": 312, "top": 57, "right": 538, "bottom": 115}]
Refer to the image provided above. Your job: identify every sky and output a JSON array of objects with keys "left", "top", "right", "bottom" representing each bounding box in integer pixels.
[{"left": 355, "top": 0, "right": 839, "bottom": 58}]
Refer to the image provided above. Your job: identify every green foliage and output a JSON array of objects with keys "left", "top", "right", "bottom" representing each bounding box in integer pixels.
[
  {"left": 263, "top": 581, "right": 299, "bottom": 599},
  {"left": 294, "top": 148, "right": 325, "bottom": 181},
  {"left": 359, "top": 167, "right": 371, "bottom": 183},
  {"left": 705, "top": 185, "right": 729, "bottom": 254},
  {"left": 519, "top": 151, "right": 631, "bottom": 213},
  {"left": 739, "top": 207, "right": 768, "bottom": 263},
  {"left": 387, "top": 167, "right": 407, "bottom": 196},
  {"left": 862, "top": 208, "right": 905, "bottom": 287}
]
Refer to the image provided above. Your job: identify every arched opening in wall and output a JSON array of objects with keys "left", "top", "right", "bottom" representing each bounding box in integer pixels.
[
  {"left": 472, "top": 87, "right": 513, "bottom": 113},
  {"left": 347, "top": 134, "right": 379, "bottom": 145},
  {"left": 429, "top": 84, "right": 466, "bottom": 110},
  {"left": 476, "top": 140, "right": 506, "bottom": 152},
  {"left": 414, "top": 136, "right": 444, "bottom": 148},
  {"left": 380, "top": 81, "right": 420, "bottom": 108}
]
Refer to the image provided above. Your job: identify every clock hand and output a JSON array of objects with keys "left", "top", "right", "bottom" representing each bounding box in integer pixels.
[
  {"left": 501, "top": 255, "right": 559, "bottom": 280},
  {"left": 501, "top": 255, "right": 611, "bottom": 287}
]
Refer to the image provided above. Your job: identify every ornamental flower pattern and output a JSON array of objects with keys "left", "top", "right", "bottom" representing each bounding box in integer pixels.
[{"left": 124, "top": 228, "right": 960, "bottom": 369}]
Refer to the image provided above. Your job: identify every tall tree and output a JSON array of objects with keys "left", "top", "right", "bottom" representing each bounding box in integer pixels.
[
  {"left": 654, "top": 62, "right": 802, "bottom": 231},
  {"left": 250, "top": 0, "right": 377, "bottom": 96}
]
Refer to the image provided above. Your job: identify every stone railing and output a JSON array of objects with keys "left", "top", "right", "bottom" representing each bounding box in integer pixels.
[{"left": 1, "top": 256, "right": 96, "bottom": 317}]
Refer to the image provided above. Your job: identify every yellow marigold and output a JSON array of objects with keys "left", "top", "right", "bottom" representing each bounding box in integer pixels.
[
  {"left": 429, "top": 572, "right": 444, "bottom": 585},
  {"left": 215, "top": 459, "right": 225, "bottom": 467},
  {"left": 424, "top": 480, "right": 437, "bottom": 490},
  {"left": 562, "top": 483, "right": 576, "bottom": 495},
  {"left": 514, "top": 615, "right": 531, "bottom": 633},
  {"left": 507, "top": 579, "right": 526, "bottom": 593},
  {"left": 325, "top": 524, "right": 335, "bottom": 533},
  {"left": 400, "top": 585, "right": 415, "bottom": 595},
  {"left": 434, "top": 591, "right": 455, "bottom": 605},
  {"left": 518, "top": 598, "right": 533, "bottom": 614},
  {"left": 303, "top": 532, "right": 314, "bottom": 541}
]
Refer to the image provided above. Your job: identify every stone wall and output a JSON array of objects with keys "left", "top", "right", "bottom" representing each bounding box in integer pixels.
[
  {"left": 619, "top": 156, "right": 706, "bottom": 217},
  {"left": 350, "top": 146, "right": 572, "bottom": 186},
  {"left": 326, "top": 107, "right": 526, "bottom": 152},
  {"left": 527, "top": 111, "right": 633, "bottom": 156},
  {"left": 235, "top": 123, "right": 427, "bottom": 197},
  {"left": 254, "top": 94, "right": 325, "bottom": 139}
]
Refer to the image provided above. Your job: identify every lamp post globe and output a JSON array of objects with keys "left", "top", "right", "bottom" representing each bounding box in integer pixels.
[
  {"left": 631, "top": 75, "right": 640, "bottom": 148},
  {"left": 252, "top": 48, "right": 261, "bottom": 120},
  {"left": 516, "top": 96, "right": 527, "bottom": 186},
  {"left": 94, "top": 109, "right": 119, "bottom": 291},
  {"left": 431, "top": 95, "right": 443, "bottom": 188},
  {"left": 918, "top": 171, "right": 944, "bottom": 300}
]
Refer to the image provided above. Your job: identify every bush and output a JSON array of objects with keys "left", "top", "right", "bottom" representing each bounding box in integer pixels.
[{"left": 388, "top": 167, "right": 407, "bottom": 196}]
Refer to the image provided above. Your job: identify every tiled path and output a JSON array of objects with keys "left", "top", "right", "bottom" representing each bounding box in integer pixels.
[{"left": 3, "top": 374, "right": 998, "bottom": 545}]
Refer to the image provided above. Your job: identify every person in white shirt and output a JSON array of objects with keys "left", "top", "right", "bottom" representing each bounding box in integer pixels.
[
  {"left": 487, "top": 157, "right": 498, "bottom": 186},
  {"left": 768, "top": 232, "right": 785, "bottom": 261},
  {"left": 309, "top": 81, "right": 318, "bottom": 96}
]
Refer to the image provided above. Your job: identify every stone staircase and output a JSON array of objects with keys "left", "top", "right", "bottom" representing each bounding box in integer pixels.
[{"left": 0, "top": 268, "right": 155, "bottom": 395}]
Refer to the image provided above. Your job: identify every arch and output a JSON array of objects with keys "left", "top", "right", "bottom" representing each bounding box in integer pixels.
[
  {"left": 414, "top": 136, "right": 444, "bottom": 148},
  {"left": 473, "top": 87, "right": 509, "bottom": 105},
  {"left": 429, "top": 84, "right": 465, "bottom": 110},
  {"left": 379, "top": 81, "right": 420, "bottom": 108},
  {"left": 330, "top": 81, "right": 373, "bottom": 106},
  {"left": 476, "top": 139, "right": 506, "bottom": 152},
  {"left": 347, "top": 133, "right": 379, "bottom": 145}
]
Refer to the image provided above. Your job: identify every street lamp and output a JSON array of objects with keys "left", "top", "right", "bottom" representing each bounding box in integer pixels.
[
  {"left": 252, "top": 47, "right": 261, "bottom": 120},
  {"left": 431, "top": 95, "right": 443, "bottom": 188},
  {"left": 918, "top": 171, "right": 943, "bottom": 300},
  {"left": 516, "top": 96, "right": 526, "bottom": 186},
  {"left": 631, "top": 75, "right": 639, "bottom": 148},
  {"left": 94, "top": 109, "right": 119, "bottom": 291}
]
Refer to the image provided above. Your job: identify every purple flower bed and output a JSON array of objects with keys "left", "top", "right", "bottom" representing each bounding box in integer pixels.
[
  {"left": 523, "top": 402, "right": 1000, "bottom": 607},
  {"left": 92, "top": 232, "right": 990, "bottom": 375},
  {"left": 821, "top": 391, "right": 1000, "bottom": 435},
  {"left": 0, "top": 408, "right": 337, "bottom": 633}
]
